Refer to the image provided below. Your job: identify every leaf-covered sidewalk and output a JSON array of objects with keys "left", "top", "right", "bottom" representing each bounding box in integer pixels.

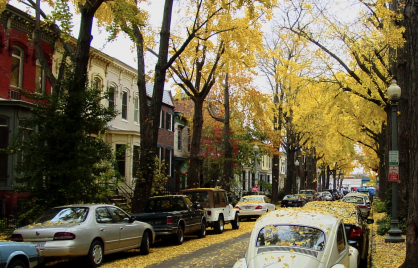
[{"left": 370, "top": 211, "right": 406, "bottom": 267}]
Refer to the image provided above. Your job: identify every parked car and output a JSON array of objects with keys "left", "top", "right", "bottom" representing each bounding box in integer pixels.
[
  {"left": 304, "top": 201, "right": 374, "bottom": 266},
  {"left": 232, "top": 209, "right": 359, "bottom": 268},
  {"left": 0, "top": 241, "right": 44, "bottom": 268},
  {"left": 324, "top": 189, "right": 341, "bottom": 200},
  {"left": 281, "top": 194, "right": 307, "bottom": 207},
  {"left": 300, "top": 189, "right": 317, "bottom": 201},
  {"left": 342, "top": 194, "right": 371, "bottom": 218},
  {"left": 234, "top": 195, "right": 275, "bottom": 220},
  {"left": 320, "top": 191, "right": 334, "bottom": 201},
  {"left": 131, "top": 195, "right": 207, "bottom": 244},
  {"left": 355, "top": 189, "right": 374, "bottom": 204},
  {"left": 12, "top": 204, "right": 155, "bottom": 267},
  {"left": 179, "top": 188, "right": 239, "bottom": 233}
]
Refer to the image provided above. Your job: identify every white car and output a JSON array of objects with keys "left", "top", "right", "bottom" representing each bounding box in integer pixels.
[
  {"left": 320, "top": 191, "right": 334, "bottom": 201},
  {"left": 233, "top": 209, "right": 359, "bottom": 268},
  {"left": 235, "top": 195, "right": 276, "bottom": 219},
  {"left": 12, "top": 204, "right": 155, "bottom": 267}
]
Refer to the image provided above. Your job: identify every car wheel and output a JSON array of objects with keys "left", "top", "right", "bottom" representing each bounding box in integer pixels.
[
  {"left": 173, "top": 226, "right": 184, "bottom": 245},
  {"left": 215, "top": 216, "right": 224, "bottom": 234},
  {"left": 231, "top": 214, "right": 240, "bottom": 230},
  {"left": 88, "top": 240, "right": 104, "bottom": 267},
  {"left": 140, "top": 231, "right": 150, "bottom": 255},
  {"left": 197, "top": 220, "right": 207, "bottom": 238},
  {"left": 8, "top": 259, "right": 27, "bottom": 268}
]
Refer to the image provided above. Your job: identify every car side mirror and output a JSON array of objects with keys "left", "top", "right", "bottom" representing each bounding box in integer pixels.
[{"left": 367, "top": 219, "right": 374, "bottom": 224}]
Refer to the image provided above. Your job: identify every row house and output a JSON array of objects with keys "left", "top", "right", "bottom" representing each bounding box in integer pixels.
[
  {"left": 0, "top": 4, "right": 177, "bottom": 207},
  {"left": 86, "top": 49, "right": 176, "bottom": 197},
  {"left": 0, "top": 5, "right": 55, "bottom": 210}
]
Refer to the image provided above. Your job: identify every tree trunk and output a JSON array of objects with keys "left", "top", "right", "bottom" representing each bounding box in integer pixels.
[
  {"left": 188, "top": 99, "right": 204, "bottom": 187},
  {"left": 221, "top": 74, "right": 232, "bottom": 191},
  {"left": 131, "top": 0, "right": 174, "bottom": 213},
  {"left": 393, "top": 0, "right": 417, "bottom": 266}
]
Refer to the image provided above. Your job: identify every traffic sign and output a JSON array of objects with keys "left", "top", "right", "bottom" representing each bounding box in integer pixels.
[
  {"left": 389, "top": 151, "right": 399, "bottom": 166},
  {"left": 252, "top": 185, "right": 259, "bottom": 192},
  {"left": 388, "top": 166, "right": 399, "bottom": 181}
]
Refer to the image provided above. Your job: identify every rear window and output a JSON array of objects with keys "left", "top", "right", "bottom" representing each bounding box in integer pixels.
[
  {"left": 34, "top": 207, "right": 89, "bottom": 224},
  {"left": 239, "top": 196, "right": 264, "bottom": 203},
  {"left": 301, "top": 190, "right": 315, "bottom": 195},
  {"left": 257, "top": 224, "right": 326, "bottom": 251},
  {"left": 183, "top": 191, "right": 210, "bottom": 207},
  {"left": 343, "top": 196, "right": 364, "bottom": 204},
  {"left": 283, "top": 195, "right": 298, "bottom": 200},
  {"left": 145, "top": 198, "right": 187, "bottom": 212}
]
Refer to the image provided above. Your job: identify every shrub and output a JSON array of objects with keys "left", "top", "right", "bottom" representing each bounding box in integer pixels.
[
  {"left": 376, "top": 214, "right": 407, "bottom": 235},
  {"left": 374, "top": 201, "right": 387, "bottom": 213}
]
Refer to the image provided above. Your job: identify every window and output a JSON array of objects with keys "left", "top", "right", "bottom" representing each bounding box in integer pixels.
[
  {"left": 157, "top": 147, "right": 163, "bottom": 168},
  {"left": 134, "top": 97, "right": 139, "bottom": 123},
  {"left": 108, "top": 86, "right": 115, "bottom": 109},
  {"left": 166, "top": 112, "right": 173, "bottom": 131},
  {"left": 92, "top": 77, "right": 101, "bottom": 90},
  {"left": 165, "top": 148, "right": 171, "bottom": 176},
  {"left": 0, "top": 118, "right": 8, "bottom": 182},
  {"left": 187, "top": 127, "right": 191, "bottom": 151},
  {"left": 116, "top": 144, "right": 126, "bottom": 176},
  {"left": 159, "top": 110, "right": 164, "bottom": 128},
  {"left": 336, "top": 223, "right": 346, "bottom": 252},
  {"left": 132, "top": 145, "right": 140, "bottom": 178},
  {"left": 11, "top": 45, "right": 24, "bottom": 88},
  {"left": 108, "top": 207, "right": 130, "bottom": 223},
  {"left": 177, "top": 126, "right": 183, "bottom": 151},
  {"left": 96, "top": 207, "right": 113, "bottom": 224},
  {"left": 35, "top": 59, "right": 45, "bottom": 93},
  {"left": 122, "top": 91, "right": 128, "bottom": 120}
]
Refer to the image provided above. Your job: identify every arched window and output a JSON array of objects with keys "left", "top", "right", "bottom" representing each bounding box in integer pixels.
[
  {"left": 35, "top": 59, "right": 45, "bottom": 93},
  {"left": 108, "top": 85, "right": 116, "bottom": 109},
  {"left": 134, "top": 96, "right": 139, "bottom": 123},
  {"left": 92, "top": 76, "right": 102, "bottom": 91},
  {"left": 122, "top": 90, "right": 128, "bottom": 120},
  {"left": 11, "top": 45, "right": 24, "bottom": 88}
]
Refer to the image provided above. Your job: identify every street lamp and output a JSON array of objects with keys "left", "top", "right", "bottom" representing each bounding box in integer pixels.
[
  {"left": 253, "top": 144, "right": 259, "bottom": 194},
  {"left": 295, "top": 159, "right": 300, "bottom": 194},
  {"left": 385, "top": 79, "right": 405, "bottom": 243}
]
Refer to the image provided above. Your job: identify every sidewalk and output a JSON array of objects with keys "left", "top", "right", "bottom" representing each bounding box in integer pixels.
[{"left": 369, "top": 209, "right": 406, "bottom": 268}]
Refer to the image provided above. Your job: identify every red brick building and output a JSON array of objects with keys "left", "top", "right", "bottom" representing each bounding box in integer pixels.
[{"left": 0, "top": 5, "right": 55, "bottom": 211}]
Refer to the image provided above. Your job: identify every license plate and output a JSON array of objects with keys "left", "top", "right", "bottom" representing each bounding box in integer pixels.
[
  {"left": 288, "top": 202, "right": 292, "bottom": 204},
  {"left": 244, "top": 206, "right": 251, "bottom": 209},
  {"left": 34, "top": 242, "right": 46, "bottom": 249}
]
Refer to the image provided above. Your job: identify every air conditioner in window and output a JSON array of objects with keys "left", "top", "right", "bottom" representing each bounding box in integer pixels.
[{"left": 10, "top": 89, "right": 21, "bottom": 100}]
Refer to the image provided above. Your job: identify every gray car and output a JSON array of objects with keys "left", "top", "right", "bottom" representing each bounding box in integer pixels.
[{"left": 11, "top": 204, "right": 155, "bottom": 267}]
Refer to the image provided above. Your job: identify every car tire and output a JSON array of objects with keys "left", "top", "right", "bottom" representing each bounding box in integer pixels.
[
  {"left": 173, "top": 226, "right": 184, "bottom": 245},
  {"left": 197, "top": 220, "right": 207, "bottom": 238},
  {"left": 88, "top": 240, "right": 104, "bottom": 267},
  {"left": 8, "top": 259, "right": 27, "bottom": 268},
  {"left": 215, "top": 215, "right": 224, "bottom": 234},
  {"left": 231, "top": 214, "right": 240, "bottom": 230},
  {"left": 140, "top": 231, "right": 150, "bottom": 255}
]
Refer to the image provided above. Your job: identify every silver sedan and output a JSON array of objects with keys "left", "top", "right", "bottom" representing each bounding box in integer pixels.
[
  {"left": 11, "top": 204, "right": 155, "bottom": 267},
  {"left": 235, "top": 195, "right": 276, "bottom": 219}
]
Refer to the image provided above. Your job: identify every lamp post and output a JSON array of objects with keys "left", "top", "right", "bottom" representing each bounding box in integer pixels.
[
  {"left": 295, "top": 159, "right": 300, "bottom": 194},
  {"left": 253, "top": 144, "right": 259, "bottom": 195},
  {"left": 385, "top": 80, "right": 405, "bottom": 243}
]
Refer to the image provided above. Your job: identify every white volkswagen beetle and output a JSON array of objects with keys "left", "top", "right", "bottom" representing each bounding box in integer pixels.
[{"left": 233, "top": 208, "right": 359, "bottom": 268}]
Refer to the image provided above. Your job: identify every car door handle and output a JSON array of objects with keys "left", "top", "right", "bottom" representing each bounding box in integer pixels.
[
  {"left": 120, "top": 227, "right": 124, "bottom": 230},
  {"left": 100, "top": 228, "right": 105, "bottom": 231}
]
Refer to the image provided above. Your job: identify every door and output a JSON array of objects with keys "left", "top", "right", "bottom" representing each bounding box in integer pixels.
[
  {"left": 108, "top": 206, "right": 140, "bottom": 249},
  {"left": 95, "top": 207, "right": 120, "bottom": 252},
  {"left": 184, "top": 197, "right": 201, "bottom": 232}
]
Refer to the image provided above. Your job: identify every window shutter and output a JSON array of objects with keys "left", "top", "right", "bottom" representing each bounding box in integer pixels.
[{"left": 160, "top": 111, "right": 165, "bottom": 128}]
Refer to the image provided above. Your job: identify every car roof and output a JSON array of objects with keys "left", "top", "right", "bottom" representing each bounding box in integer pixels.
[
  {"left": 304, "top": 201, "right": 360, "bottom": 226},
  {"left": 256, "top": 209, "right": 340, "bottom": 231},
  {"left": 52, "top": 204, "right": 119, "bottom": 209}
]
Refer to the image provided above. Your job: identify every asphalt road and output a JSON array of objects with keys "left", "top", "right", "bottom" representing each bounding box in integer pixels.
[{"left": 148, "top": 231, "right": 251, "bottom": 268}]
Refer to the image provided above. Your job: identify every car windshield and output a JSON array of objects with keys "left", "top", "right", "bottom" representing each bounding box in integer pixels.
[
  {"left": 301, "top": 191, "right": 315, "bottom": 195},
  {"left": 239, "top": 196, "right": 264, "bottom": 203},
  {"left": 34, "top": 207, "right": 89, "bottom": 224},
  {"left": 343, "top": 196, "right": 364, "bottom": 204},
  {"left": 256, "top": 225, "right": 326, "bottom": 251},
  {"left": 283, "top": 195, "right": 298, "bottom": 200}
]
